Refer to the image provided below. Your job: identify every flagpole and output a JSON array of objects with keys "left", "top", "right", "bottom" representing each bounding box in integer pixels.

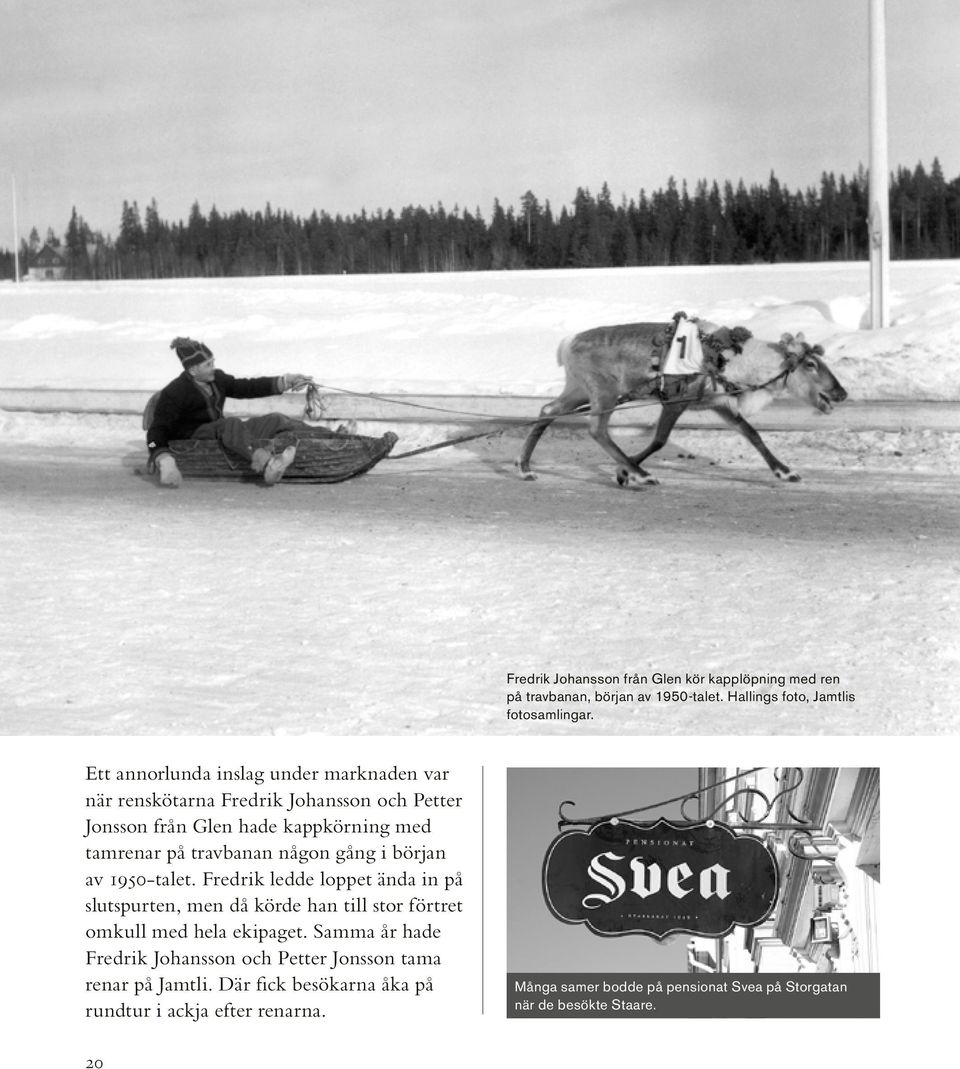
[
  {"left": 11, "top": 174, "right": 20, "bottom": 283},
  {"left": 868, "top": 0, "right": 890, "bottom": 328}
]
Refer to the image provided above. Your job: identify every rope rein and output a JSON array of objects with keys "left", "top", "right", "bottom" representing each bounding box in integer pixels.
[
  {"left": 386, "top": 427, "right": 509, "bottom": 459},
  {"left": 302, "top": 357, "right": 798, "bottom": 461}
]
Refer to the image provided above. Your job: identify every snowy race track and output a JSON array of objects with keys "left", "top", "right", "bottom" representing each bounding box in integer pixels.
[
  {"left": 3, "top": 262, "right": 959, "bottom": 735},
  {"left": 1, "top": 418, "right": 958, "bottom": 736}
]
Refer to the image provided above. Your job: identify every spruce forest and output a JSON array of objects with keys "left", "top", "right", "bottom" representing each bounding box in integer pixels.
[{"left": 6, "top": 160, "right": 959, "bottom": 280}]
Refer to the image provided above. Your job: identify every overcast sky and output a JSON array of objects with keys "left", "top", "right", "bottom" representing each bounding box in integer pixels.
[
  {"left": 2, "top": 0, "right": 959, "bottom": 239},
  {"left": 508, "top": 767, "right": 699, "bottom": 971}
]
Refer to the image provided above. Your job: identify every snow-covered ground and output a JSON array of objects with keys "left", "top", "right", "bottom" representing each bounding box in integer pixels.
[{"left": 1, "top": 262, "right": 958, "bottom": 735}]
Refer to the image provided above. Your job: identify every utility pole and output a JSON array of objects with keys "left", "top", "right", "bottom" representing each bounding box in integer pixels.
[{"left": 868, "top": 0, "right": 890, "bottom": 328}]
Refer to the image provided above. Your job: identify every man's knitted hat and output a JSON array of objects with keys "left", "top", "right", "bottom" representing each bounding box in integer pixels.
[{"left": 171, "top": 336, "right": 213, "bottom": 369}]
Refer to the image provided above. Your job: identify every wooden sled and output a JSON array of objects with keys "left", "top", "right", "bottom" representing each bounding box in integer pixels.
[{"left": 162, "top": 427, "right": 398, "bottom": 483}]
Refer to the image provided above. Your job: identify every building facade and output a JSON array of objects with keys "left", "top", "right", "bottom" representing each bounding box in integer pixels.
[{"left": 687, "top": 767, "right": 880, "bottom": 974}]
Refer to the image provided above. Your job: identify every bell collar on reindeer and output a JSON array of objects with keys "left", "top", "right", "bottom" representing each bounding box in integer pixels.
[{"left": 171, "top": 336, "right": 214, "bottom": 370}]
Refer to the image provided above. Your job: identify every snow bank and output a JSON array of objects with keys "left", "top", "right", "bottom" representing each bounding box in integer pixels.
[{"left": 1, "top": 261, "right": 959, "bottom": 400}]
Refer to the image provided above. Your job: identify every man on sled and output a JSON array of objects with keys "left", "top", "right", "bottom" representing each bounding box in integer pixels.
[{"left": 146, "top": 336, "right": 315, "bottom": 487}]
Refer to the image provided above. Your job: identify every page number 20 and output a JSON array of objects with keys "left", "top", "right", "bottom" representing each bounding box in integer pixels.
[{"left": 86, "top": 1061, "right": 104, "bottom": 1068}]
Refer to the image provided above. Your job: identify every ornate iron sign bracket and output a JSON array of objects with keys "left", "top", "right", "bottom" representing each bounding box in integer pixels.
[{"left": 556, "top": 768, "right": 830, "bottom": 861}]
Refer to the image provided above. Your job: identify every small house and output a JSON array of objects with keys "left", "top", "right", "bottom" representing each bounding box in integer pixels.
[{"left": 27, "top": 243, "right": 67, "bottom": 281}]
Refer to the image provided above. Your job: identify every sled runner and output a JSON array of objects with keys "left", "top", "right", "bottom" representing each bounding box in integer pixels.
[{"left": 155, "top": 427, "right": 398, "bottom": 483}]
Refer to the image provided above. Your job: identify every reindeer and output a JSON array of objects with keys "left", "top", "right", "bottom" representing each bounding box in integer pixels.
[{"left": 516, "top": 321, "right": 847, "bottom": 487}]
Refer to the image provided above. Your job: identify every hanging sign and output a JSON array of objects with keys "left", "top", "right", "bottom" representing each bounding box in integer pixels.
[{"left": 542, "top": 817, "right": 779, "bottom": 940}]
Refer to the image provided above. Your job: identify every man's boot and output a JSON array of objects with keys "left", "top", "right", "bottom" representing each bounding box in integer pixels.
[
  {"left": 250, "top": 447, "right": 272, "bottom": 474},
  {"left": 263, "top": 445, "right": 297, "bottom": 485},
  {"left": 156, "top": 453, "right": 182, "bottom": 488}
]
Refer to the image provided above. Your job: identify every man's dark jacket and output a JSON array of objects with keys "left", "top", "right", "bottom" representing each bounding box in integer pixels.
[{"left": 147, "top": 369, "right": 281, "bottom": 457}]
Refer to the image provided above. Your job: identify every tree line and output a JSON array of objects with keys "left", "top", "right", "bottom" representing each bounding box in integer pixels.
[{"left": 2, "top": 159, "right": 958, "bottom": 281}]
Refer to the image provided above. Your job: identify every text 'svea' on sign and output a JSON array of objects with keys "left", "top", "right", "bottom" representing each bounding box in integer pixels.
[{"left": 542, "top": 817, "right": 779, "bottom": 940}]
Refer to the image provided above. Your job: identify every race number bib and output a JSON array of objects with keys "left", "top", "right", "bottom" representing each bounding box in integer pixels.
[{"left": 661, "top": 319, "right": 706, "bottom": 375}]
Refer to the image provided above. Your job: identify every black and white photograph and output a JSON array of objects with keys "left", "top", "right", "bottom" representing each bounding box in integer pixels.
[
  {"left": 507, "top": 766, "right": 880, "bottom": 1016},
  {"left": 1, "top": 1, "right": 958, "bottom": 734}
]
